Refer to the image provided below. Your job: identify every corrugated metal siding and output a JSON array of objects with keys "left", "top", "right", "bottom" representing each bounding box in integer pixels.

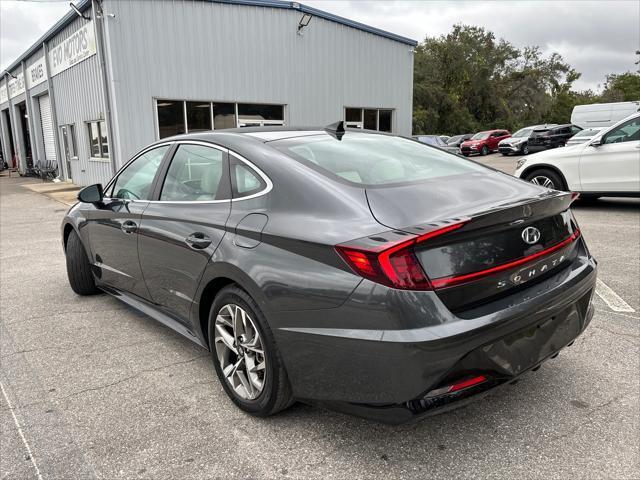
[
  {"left": 104, "top": 0, "right": 413, "bottom": 166},
  {"left": 50, "top": 15, "right": 113, "bottom": 186}
]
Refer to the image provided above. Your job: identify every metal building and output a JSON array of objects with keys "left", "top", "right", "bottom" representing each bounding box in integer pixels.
[{"left": 1, "top": 0, "right": 416, "bottom": 186}]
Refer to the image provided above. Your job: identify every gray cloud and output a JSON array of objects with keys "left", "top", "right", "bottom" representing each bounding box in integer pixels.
[
  {"left": 1, "top": 1, "right": 69, "bottom": 71},
  {"left": 2, "top": 0, "right": 639, "bottom": 91}
]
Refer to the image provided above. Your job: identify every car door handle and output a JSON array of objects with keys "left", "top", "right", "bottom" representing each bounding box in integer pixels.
[
  {"left": 185, "top": 232, "right": 212, "bottom": 249},
  {"left": 121, "top": 220, "right": 137, "bottom": 234}
]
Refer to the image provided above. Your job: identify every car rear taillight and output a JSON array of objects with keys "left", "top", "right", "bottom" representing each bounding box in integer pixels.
[{"left": 336, "top": 222, "right": 467, "bottom": 290}]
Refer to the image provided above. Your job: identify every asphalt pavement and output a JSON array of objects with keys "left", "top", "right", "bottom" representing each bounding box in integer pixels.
[{"left": 1, "top": 161, "right": 638, "bottom": 479}]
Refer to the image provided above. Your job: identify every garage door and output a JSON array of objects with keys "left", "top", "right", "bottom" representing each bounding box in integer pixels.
[{"left": 39, "top": 94, "right": 56, "bottom": 161}]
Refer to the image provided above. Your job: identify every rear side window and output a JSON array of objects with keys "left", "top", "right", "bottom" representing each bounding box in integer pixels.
[
  {"left": 231, "top": 160, "right": 267, "bottom": 198},
  {"left": 272, "top": 133, "right": 487, "bottom": 186},
  {"left": 160, "top": 144, "right": 226, "bottom": 201}
]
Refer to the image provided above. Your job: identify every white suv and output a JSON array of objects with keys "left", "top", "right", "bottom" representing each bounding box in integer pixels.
[{"left": 515, "top": 113, "right": 640, "bottom": 198}]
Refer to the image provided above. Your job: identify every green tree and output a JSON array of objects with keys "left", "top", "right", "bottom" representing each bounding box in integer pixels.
[
  {"left": 599, "top": 72, "right": 640, "bottom": 102},
  {"left": 413, "top": 25, "right": 583, "bottom": 134}
]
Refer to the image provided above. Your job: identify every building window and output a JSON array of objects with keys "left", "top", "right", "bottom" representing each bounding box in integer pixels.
[
  {"left": 378, "top": 110, "right": 392, "bottom": 132},
  {"left": 186, "top": 101, "right": 212, "bottom": 132},
  {"left": 87, "top": 120, "right": 109, "bottom": 158},
  {"left": 344, "top": 108, "right": 393, "bottom": 132},
  {"left": 213, "top": 103, "right": 236, "bottom": 130},
  {"left": 237, "top": 103, "right": 284, "bottom": 127},
  {"left": 157, "top": 100, "right": 185, "bottom": 139},
  {"left": 156, "top": 100, "right": 285, "bottom": 138}
]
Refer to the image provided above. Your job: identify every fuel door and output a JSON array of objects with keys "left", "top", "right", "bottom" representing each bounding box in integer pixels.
[{"left": 234, "top": 213, "right": 268, "bottom": 249}]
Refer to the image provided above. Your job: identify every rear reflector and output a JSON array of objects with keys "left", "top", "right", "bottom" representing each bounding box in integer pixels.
[
  {"left": 336, "top": 221, "right": 467, "bottom": 290},
  {"left": 424, "top": 375, "right": 488, "bottom": 398}
]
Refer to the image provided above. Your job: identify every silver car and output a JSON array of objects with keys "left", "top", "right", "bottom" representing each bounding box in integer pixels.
[
  {"left": 498, "top": 124, "right": 556, "bottom": 156},
  {"left": 565, "top": 127, "right": 604, "bottom": 146}
]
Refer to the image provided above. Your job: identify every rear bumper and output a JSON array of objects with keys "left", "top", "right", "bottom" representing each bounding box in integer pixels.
[{"left": 272, "top": 252, "right": 597, "bottom": 423}]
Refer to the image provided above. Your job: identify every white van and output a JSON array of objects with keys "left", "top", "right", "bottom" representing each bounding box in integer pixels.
[{"left": 571, "top": 101, "right": 640, "bottom": 129}]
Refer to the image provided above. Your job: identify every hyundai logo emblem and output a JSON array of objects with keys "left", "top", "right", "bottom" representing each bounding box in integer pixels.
[{"left": 521, "top": 226, "right": 541, "bottom": 244}]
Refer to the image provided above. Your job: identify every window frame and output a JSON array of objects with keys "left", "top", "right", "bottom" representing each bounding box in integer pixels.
[{"left": 86, "top": 120, "right": 109, "bottom": 160}]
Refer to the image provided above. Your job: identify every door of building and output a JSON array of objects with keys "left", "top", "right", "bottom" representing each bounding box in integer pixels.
[
  {"left": 60, "top": 124, "right": 75, "bottom": 181},
  {"left": 17, "top": 103, "right": 33, "bottom": 169},
  {"left": 38, "top": 94, "right": 56, "bottom": 161}
]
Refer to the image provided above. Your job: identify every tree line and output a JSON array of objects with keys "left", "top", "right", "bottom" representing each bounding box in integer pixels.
[{"left": 412, "top": 25, "right": 640, "bottom": 135}]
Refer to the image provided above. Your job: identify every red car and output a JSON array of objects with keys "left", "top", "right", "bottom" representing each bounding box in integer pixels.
[{"left": 460, "top": 129, "right": 511, "bottom": 156}]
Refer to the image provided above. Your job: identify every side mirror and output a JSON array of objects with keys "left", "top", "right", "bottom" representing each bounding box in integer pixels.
[
  {"left": 590, "top": 138, "right": 602, "bottom": 147},
  {"left": 78, "top": 183, "right": 104, "bottom": 203}
]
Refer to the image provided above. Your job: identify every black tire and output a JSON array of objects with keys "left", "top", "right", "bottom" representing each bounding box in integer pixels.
[
  {"left": 521, "top": 143, "right": 529, "bottom": 155},
  {"left": 209, "top": 285, "right": 294, "bottom": 416},
  {"left": 501, "top": 152, "right": 509, "bottom": 156},
  {"left": 524, "top": 168, "right": 566, "bottom": 191},
  {"left": 65, "top": 230, "right": 99, "bottom": 295},
  {"left": 481, "top": 145, "right": 489, "bottom": 156},
  {"left": 462, "top": 153, "right": 470, "bottom": 157}
]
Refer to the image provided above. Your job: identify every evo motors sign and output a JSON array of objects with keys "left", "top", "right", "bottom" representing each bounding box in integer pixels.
[{"left": 49, "top": 21, "right": 96, "bottom": 77}]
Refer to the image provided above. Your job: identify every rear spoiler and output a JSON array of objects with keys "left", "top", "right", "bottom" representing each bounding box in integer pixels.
[{"left": 398, "top": 191, "right": 575, "bottom": 236}]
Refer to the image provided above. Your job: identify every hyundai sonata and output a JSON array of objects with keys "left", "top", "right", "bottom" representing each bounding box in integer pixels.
[{"left": 62, "top": 123, "right": 597, "bottom": 423}]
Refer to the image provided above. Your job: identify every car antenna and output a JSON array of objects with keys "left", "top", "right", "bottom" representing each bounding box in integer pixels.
[{"left": 324, "top": 121, "right": 345, "bottom": 140}]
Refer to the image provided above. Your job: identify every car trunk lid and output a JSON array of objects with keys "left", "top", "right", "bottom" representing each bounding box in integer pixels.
[{"left": 365, "top": 172, "right": 581, "bottom": 311}]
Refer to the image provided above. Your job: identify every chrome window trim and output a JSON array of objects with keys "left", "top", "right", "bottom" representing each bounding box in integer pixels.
[{"left": 141, "top": 140, "right": 273, "bottom": 205}]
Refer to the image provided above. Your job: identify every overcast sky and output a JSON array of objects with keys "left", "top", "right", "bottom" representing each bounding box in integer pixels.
[{"left": 1, "top": 0, "right": 638, "bottom": 91}]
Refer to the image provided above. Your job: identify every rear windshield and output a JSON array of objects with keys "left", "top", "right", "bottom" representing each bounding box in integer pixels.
[{"left": 271, "top": 133, "right": 487, "bottom": 186}]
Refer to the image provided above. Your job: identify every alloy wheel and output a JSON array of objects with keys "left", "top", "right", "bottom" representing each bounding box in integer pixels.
[
  {"left": 214, "top": 303, "right": 266, "bottom": 400},
  {"left": 522, "top": 144, "right": 529, "bottom": 155},
  {"left": 530, "top": 175, "right": 555, "bottom": 189}
]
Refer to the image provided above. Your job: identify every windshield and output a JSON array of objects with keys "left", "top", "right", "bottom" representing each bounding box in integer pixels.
[
  {"left": 447, "top": 135, "right": 464, "bottom": 145},
  {"left": 512, "top": 128, "right": 533, "bottom": 138},
  {"left": 272, "top": 133, "right": 487, "bottom": 186},
  {"left": 471, "top": 132, "right": 490, "bottom": 140}
]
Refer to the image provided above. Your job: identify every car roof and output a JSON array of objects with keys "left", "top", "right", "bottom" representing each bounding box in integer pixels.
[{"left": 150, "top": 126, "right": 401, "bottom": 152}]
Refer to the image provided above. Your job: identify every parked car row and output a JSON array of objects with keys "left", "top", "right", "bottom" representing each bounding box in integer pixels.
[{"left": 515, "top": 112, "right": 640, "bottom": 198}]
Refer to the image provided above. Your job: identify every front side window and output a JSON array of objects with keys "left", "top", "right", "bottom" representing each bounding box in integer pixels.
[
  {"left": 273, "top": 132, "right": 486, "bottom": 186},
  {"left": 160, "top": 144, "right": 225, "bottom": 201},
  {"left": 111, "top": 145, "right": 169, "bottom": 200},
  {"left": 603, "top": 117, "right": 640, "bottom": 144},
  {"left": 87, "top": 121, "right": 109, "bottom": 158}
]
